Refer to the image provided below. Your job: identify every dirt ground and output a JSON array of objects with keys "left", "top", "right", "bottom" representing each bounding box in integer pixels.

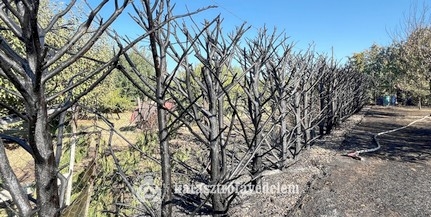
[
  {"left": 3, "top": 106, "right": 430, "bottom": 216},
  {"left": 230, "top": 106, "right": 431, "bottom": 217}
]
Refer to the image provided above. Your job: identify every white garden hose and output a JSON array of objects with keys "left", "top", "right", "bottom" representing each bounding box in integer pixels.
[{"left": 346, "top": 114, "right": 431, "bottom": 160}]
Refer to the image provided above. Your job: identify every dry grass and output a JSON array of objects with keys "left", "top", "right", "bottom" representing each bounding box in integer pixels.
[
  {"left": 77, "top": 111, "right": 141, "bottom": 143},
  {"left": 5, "top": 148, "right": 34, "bottom": 184},
  {"left": 0, "top": 111, "right": 145, "bottom": 184}
]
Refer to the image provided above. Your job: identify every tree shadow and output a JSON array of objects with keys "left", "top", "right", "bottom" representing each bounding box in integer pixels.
[
  {"left": 119, "top": 125, "right": 137, "bottom": 131},
  {"left": 338, "top": 110, "right": 431, "bottom": 163},
  {"left": 370, "top": 126, "right": 431, "bottom": 162},
  {"left": 366, "top": 109, "right": 405, "bottom": 118},
  {"left": 173, "top": 193, "right": 213, "bottom": 216}
]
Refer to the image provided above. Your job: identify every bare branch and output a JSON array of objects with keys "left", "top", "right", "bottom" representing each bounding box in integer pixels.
[
  {"left": 44, "top": 0, "right": 77, "bottom": 32},
  {"left": 0, "top": 35, "right": 29, "bottom": 78},
  {"left": 0, "top": 85, "right": 23, "bottom": 99},
  {"left": 42, "top": 0, "right": 129, "bottom": 82},
  {"left": 0, "top": 139, "right": 32, "bottom": 216},
  {"left": 108, "top": 129, "right": 157, "bottom": 217},
  {"left": 0, "top": 101, "right": 27, "bottom": 121},
  {"left": 48, "top": 61, "right": 117, "bottom": 120},
  {"left": 0, "top": 1, "right": 24, "bottom": 39}
]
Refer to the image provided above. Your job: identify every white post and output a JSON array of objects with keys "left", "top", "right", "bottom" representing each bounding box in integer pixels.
[{"left": 65, "top": 108, "right": 77, "bottom": 205}]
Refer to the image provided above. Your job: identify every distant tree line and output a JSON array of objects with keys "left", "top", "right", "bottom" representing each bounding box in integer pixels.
[{"left": 348, "top": 4, "right": 431, "bottom": 109}]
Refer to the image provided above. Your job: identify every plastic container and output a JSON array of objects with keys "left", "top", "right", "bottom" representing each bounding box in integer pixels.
[{"left": 383, "top": 95, "right": 391, "bottom": 106}]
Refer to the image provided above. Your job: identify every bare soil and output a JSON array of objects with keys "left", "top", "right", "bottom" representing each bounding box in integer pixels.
[
  {"left": 3, "top": 106, "right": 431, "bottom": 216},
  {"left": 230, "top": 106, "right": 431, "bottom": 217}
]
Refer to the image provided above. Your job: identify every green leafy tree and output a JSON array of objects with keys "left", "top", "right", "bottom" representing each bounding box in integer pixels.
[
  {"left": 348, "top": 44, "right": 400, "bottom": 102},
  {"left": 118, "top": 49, "right": 154, "bottom": 100},
  {"left": 0, "top": 1, "right": 130, "bottom": 216},
  {"left": 397, "top": 27, "right": 431, "bottom": 108}
]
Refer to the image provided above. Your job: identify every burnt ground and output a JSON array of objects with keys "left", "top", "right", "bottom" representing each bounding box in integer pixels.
[
  {"left": 229, "top": 106, "right": 431, "bottom": 217},
  {"left": 3, "top": 106, "right": 430, "bottom": 216},
  {"left": 291, "top": 106, "right": 431, "bottom": 217}
]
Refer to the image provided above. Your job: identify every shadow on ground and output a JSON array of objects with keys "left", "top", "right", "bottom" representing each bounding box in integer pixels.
[
  {"left": 339, "top": 106, "right": 431, "bottom": 163},
  {"left": 291, "top": 106, "right": 431, "bottom": 217}
]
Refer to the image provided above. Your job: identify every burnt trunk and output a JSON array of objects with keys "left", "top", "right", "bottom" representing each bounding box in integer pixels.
[
  {"left": 218, "top": 97, "right": 227, "bottom": 178},
  {"left": 294, "top": 89, "right": 302, "bottom": 157},
  {"left": 280, "top": 98, "right": 288, "bottom": 161},
  {"left": 251, "top": 115, "right": 263, "bottom": 188},
  {"left": 28, "top": 96, "right": 60, "bottom": 217},
  {"left": 206, "top": 67, "right": 225, "bottom": 216},
  {"left": 303, "top": 88, "right": 311, "bottom": 148},
  {"left": 319, "top": 80, "right": 326, "bottom": 137},
  {"left": 158, "top": 104, "right": 172, "bottom": 217}
]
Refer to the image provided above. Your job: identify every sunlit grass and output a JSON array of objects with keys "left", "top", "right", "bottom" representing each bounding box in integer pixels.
[{"left": 76, "top": 111, "right": 144, "bottom": 147}]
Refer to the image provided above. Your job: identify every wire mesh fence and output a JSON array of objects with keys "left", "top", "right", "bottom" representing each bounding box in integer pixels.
[
  {"left": 0, "top": 109, "right": 159, "bottom": 216},
  {"left": 56, "top": 107, "right": 168, "bottom": 216}
]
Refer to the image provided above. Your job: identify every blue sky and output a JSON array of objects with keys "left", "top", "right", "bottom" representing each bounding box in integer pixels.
[{"left": 107, "top": 0, "right": 425, "bottom": 63}]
